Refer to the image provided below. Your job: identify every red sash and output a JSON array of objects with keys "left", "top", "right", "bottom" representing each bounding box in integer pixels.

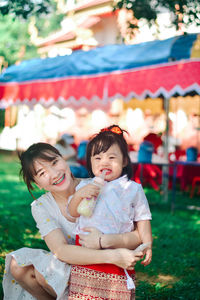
[{"left": 76, "top": 235, "right": 135, "bottom": 276}]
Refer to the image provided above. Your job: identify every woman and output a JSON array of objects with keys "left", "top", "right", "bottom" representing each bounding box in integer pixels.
[{"left": 3, "top": 142, "right": 142, "bottom": 300}]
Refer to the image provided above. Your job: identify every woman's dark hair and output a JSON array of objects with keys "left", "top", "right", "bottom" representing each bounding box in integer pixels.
[
  {"left": 86, "top": 125, "right": 133, "bottom": 179},
  {"left": 18, "top": 142, "right": 61, "bottom": 197}
]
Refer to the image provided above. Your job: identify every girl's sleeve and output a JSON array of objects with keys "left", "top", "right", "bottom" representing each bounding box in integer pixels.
[
  {"left": 31, "top": 200, "right": 60, "bottom": 238},
  {"left": 133, "top": 184, "right": 152, "bottom": 221}
]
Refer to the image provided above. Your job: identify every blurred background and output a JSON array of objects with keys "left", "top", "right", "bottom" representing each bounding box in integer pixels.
[
  {"left": 0, "top": 0, "right": 200, "bottom": 153},
  {"left": 0, "top": 2, "right": 200, "bottom": 299}
]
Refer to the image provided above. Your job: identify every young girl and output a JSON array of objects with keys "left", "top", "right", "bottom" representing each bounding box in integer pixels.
[
  {"left": 67, "top": 125, "right": 152, "bottom": 299},
  {"left": 3, "top": 142, "right": 143, "bottom": 300}
]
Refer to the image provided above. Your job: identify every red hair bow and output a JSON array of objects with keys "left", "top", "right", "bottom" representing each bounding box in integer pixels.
[{"left": 101, "top": 126, "right": 123, "bottom": 135}]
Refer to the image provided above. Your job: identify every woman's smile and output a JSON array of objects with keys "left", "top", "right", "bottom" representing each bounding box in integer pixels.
[{"left": 53, "top": 174, "right": 66, "bottom": 186}]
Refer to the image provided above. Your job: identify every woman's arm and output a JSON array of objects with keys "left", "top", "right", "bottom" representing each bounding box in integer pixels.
[
  {"left": 79, "top": 227, "right": 142, "bottom": 250},
  {"left": 44, "top": 228, "right": 143, "bottom": 270}
]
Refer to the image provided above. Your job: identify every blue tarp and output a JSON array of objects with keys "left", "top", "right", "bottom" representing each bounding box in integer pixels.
[{"left": 0, "top": 33, "right": 198, "bottom": 83}]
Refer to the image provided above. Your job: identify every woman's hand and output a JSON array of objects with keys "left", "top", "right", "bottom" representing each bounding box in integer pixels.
[
  {"left": 79, "top": 227, "right": 102, "bottom": 249},
  {"left": 111, "top": 248, "right": 143, "bottom": 270}
]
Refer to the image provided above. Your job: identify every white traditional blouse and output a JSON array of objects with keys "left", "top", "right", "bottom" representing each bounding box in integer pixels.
[{"left": 73, "top": 175, "right": 152, "bottom": 235}]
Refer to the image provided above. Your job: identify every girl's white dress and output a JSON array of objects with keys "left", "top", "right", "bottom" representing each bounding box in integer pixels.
[{"left": 3, "top": 192, "right": 76, "bottom": 300}]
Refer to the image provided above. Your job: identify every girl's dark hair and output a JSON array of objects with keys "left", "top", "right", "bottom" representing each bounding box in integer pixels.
[
  {"left": 18, "top": 142, "right": 61, "bottom": 197},
  {"left": 86, "top": 125, "right": 133, "bottom": 179}
]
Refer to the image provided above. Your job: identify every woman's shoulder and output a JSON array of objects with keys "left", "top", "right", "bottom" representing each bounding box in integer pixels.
[{"left": 31, "top": 192, "right": 53, "bottom": 208}]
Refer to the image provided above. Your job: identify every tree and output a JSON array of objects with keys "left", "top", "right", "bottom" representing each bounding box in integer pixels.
[
  {"left": 0, "top": 0, "right": 55, "bottom": 19},
  {"left": 1, "top": 0, "right": 199, "bottom": 30},
  {"left": 35, "top": 11, "right": 65, "bottom": 38},
  {"left": 0, "top": 1, "right": 64, "bottom": 67},
  {"left": 156, "top": 0, "right": 200, "bottom": 29},
  {"left": 115, "top": 0, "right": 200, "bottom": 35},
  {"left": 0, "top": 15, "right": 39, "bottom": 67}
]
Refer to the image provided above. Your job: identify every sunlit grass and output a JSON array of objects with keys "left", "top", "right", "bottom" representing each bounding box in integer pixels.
[
  {"left": 134, "top": 188, "right": 200, "bottom": 299},
  {"left": 0, "top": 151, "right": 200, "bottom": 299}
]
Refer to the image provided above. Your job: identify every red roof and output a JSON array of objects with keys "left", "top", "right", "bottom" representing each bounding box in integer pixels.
[
  {"left": 40, "top": 32, "right": 76, "bottom": 47},
  {"left": 38, "top": 16, "right": 101, "bottom": 48}
]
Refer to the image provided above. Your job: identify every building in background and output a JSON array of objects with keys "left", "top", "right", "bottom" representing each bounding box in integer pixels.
[
  {"left": 29, "top": 0, "right": 200, "bottom": 58},
  {"left": 30, "top": 0, "right": 121, "bottom": 58}
]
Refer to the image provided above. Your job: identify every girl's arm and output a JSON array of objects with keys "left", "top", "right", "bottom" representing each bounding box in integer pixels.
[
  {"left": 137, "top": 220, "right": 153, "bottom": 266},
  {"left": 68, "top": 183, "right": 100, "bottom": 217},
  {"left": 79, "top": 226, "right": 142, "bottom": 250},
  {"left": 44, "top": 228, "right": 143, "bottom": 270},
  {"left": 137, "top": 220, "right": 152, "bottom": 245}
]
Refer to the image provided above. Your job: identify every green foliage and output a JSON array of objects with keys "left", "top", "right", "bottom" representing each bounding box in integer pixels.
[
  {"left": 0, "top": 0, "right": 55, "bottom": 19},
  {"left": 0, "top": 151, "right": 200, "bottom": 299},
  {"left": 35, "top": 11, "right": 65, "bottom": 38},
  {"left": 156, "top": 0, "right": 200, "bottom": 29},
  {"left": 0, "top": 0, "right": 63, "bottom": 66},
  {"left": 1, "top": 0, "right": 199, "bottom": 30},
  {"left": 0, "top": 110, "right": 5, "bottom": 131},
  {"left": 115, "top": 0, "right": 200, "bottom": 30},
  {"left": 115, "top": 0, "right": 157, "bottom": 23},
  {"left": 0, "top": 15, "right": 39, "bottom": 66},
  {"left": 0, "top": 3, "right": 65, "bottom": 66}
]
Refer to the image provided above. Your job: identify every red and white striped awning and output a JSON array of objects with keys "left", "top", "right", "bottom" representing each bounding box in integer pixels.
[{"left": 0, "top": 33, "right": 200, "bottom": 110}]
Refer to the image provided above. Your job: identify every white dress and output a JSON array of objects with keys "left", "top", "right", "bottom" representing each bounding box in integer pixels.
[
  {"left": 3, "top": 192, "right": 76, "bottom": 300},
  {"left": 74, "top": 175, "right": 152, "bottom": 235}
]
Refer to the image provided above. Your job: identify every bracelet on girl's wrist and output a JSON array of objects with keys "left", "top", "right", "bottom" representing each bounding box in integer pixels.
[{"left": 99, "top": 235, "right": 104, "bottom": 249}]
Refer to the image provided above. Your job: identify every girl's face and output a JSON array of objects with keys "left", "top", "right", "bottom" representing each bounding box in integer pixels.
[
  {"left": 33, "top": 154, "right": 72, "bottom": 193},
  {"left": 91, "top": 143, "right": 127, "bottom": 181}
]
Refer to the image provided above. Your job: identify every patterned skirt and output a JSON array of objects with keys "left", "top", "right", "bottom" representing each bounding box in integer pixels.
[
  {"left": 68, "top": 235, "right": 136, "bottom": 299},
  {"left": 68, "top": 264, "right": 135, "bottom": 300}
]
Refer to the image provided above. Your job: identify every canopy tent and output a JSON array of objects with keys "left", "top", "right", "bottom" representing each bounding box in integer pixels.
[
  {"left": 0, "top": 33, "right": 200, "bottom": 110},
  {"left": 0, "top": 33, "right": 199, "bottom": 201}
]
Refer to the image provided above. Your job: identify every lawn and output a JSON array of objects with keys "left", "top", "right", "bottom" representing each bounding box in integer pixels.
[{"left": 0, "top": 151, "right": 200, "bottom": 299}]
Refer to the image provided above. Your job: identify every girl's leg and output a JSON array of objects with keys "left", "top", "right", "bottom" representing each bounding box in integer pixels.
[{"left": 10, "top": 257, "right": 56, "bottom": 300}]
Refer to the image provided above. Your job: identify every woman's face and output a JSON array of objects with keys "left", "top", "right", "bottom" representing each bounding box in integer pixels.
[{"left": 33, "top": 154, "right": 72, "bottom": 193}]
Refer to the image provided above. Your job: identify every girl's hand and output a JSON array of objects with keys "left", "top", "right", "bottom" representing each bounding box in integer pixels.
[
  {"left": 76, "top": 184, "right": 100, "bottom": 200},
  {"left": 112, "top": 248, "right": 143, "bottom": 270},
  {"left": 141, "top": 248, "right": 152, "bottom": 266},
  {"left": 79, "top": 227, "right": 102, "bottom": 249},
  {"left": 68, "top": 184, "right": 101, "bottom": 218}
]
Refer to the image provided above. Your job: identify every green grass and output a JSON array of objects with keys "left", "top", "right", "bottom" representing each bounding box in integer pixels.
[
  {"left": 135, "top": 188, "right": 200, "bottom": 299},
  {"left": 0, "top": 151, "right": 200, "bottom": 299}
]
